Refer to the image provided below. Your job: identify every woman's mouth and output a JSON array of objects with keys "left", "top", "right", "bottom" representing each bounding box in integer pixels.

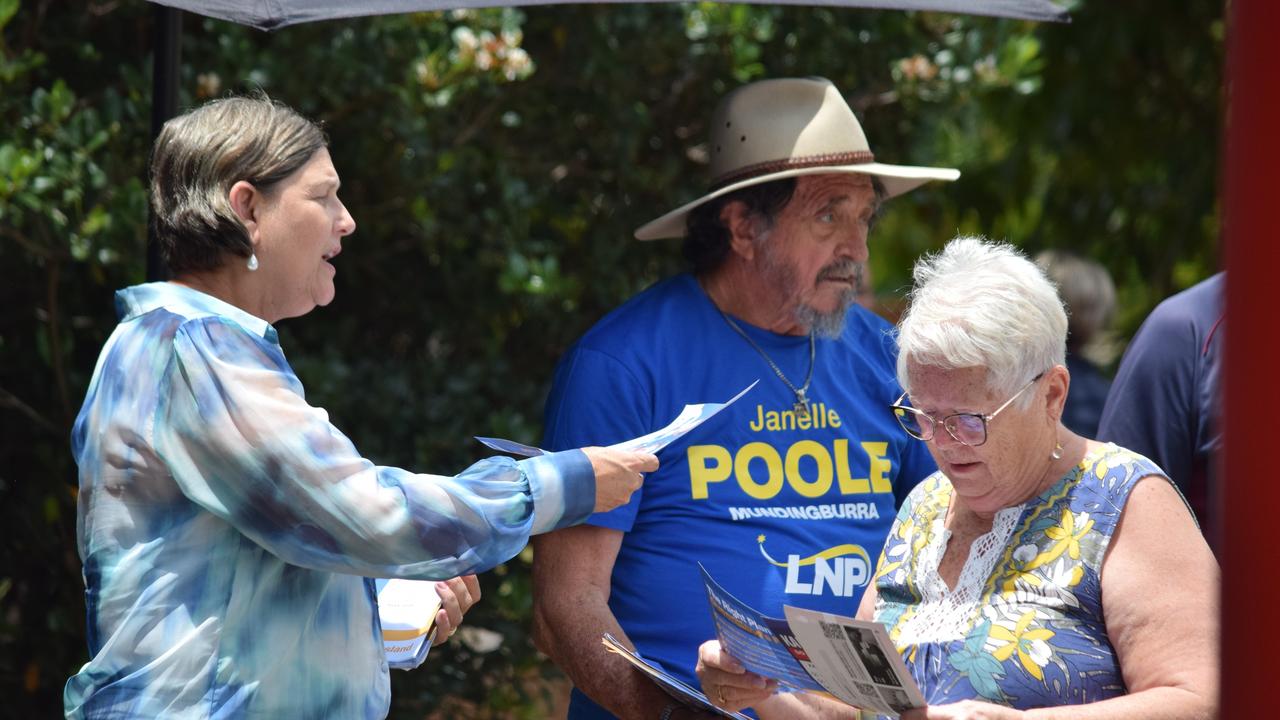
[{"left": 945, "top": 459, "right": 982, "bottom": 475}]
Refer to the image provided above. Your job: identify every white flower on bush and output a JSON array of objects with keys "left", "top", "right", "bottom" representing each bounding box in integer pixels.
[
  {"left": 453, "top": 27, "right": 479, "bottom": 55},
  {"left": 503, "top": 48, "right": 532, "bottom": 80}
]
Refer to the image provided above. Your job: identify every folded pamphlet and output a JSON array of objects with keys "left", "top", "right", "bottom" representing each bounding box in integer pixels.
[
  {"left": 700, "top": 565, "right": 924, "bottom": 718},
  {"left": 473, "top": 436, "right": 545, "bottom": 456},
  {"left": 375, "top": 578, "right": 441, "bottom": 670},
  {"left": 601, "top": 634, "right": 751, "bottom": 720}
]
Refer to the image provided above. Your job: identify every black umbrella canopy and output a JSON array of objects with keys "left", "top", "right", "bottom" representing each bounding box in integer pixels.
[{"left": 152, "top": 0, "right": 1069, "bottom": 31}]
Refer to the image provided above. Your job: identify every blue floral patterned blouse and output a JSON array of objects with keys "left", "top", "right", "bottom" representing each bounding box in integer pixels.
[
  {"left": 872, "top": 444, "right": 1174, "bottom": 710},
  {"left": 65, "top": 282, "right": 596, "bottom": 719}
]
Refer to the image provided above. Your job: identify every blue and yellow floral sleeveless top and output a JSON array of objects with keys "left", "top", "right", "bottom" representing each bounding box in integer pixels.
[{"left": 872, "top": 444, "right": 1171, "bottom": 709}]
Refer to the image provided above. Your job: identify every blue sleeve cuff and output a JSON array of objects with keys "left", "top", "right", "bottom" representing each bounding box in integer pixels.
[{"left": 521, "top": 449, "right": 596, "bottom": 535}]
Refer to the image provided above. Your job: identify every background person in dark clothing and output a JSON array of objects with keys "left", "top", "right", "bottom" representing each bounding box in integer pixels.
[
  {"left": 1098, "top": 273, "right": 1224, "bottom": 538},
  {"left": 1036, "top": 250, "right": 1117, "bottom": 439}
]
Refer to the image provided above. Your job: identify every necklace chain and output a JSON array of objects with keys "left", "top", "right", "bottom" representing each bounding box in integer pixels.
[{"left": 718, "top": 310, "right": 815, "bottom": 417}]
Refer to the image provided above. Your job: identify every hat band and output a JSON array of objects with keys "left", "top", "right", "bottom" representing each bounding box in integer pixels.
[{"left": 709, "top": 150, "right": 876, "bottom": 191}]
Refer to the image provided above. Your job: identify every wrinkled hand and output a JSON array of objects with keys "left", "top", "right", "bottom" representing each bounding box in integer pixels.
[
  {"left": 695, "top": 639, "right": 777, "bottom": 712},
  {"left": 583, "top": 447, "right": 658, "bottom": 513},
  {"left": 431, "top": 575, "right": 481, "bottom": 647},
  {"left": 900, "top": 701, "right": 1025, "bottom": 720}
]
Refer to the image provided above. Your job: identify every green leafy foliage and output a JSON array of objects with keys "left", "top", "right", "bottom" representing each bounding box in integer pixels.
[{"left": 1, "top": 1, "right": 1220, "bottom": 715}]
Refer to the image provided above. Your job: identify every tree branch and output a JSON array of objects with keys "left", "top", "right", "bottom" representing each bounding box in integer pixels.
[
  {"left": 46, "top": 259, "right": 74, "bottom": 430},
  {"left": 0, "top": 386, "right": 58, "bottom": 434}
]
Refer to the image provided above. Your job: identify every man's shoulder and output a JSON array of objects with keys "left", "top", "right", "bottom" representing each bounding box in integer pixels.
[
  {"left": 572, "top": 274, "right": 705, "bottom": 348},
  {"left": 1144, "top": 273, "right": 1225, "bottom": 335},
  {"left": 831, "top": 305, "right": 899, "bottom": 359},
  {"left": 842, "top": 304, "right": 897, "bottom": 336}
]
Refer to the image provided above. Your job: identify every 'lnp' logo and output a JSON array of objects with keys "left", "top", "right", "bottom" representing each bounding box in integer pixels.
[{"left": 757, "top": 534, "right": 872, "bottom": 598}]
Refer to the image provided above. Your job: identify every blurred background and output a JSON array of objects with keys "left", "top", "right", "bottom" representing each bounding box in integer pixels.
[{"left": 0, "top": 0, "right": 1222, "bottom": 716}]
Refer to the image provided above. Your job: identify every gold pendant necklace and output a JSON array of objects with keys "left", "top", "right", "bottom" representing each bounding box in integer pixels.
[{"left": 719, "top": 310, "right": 815, "bottom": 418}]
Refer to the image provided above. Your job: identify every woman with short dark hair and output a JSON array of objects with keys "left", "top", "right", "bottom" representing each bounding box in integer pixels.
[{"left": 65, "top": 95, "right": 656, "bottom": 719}]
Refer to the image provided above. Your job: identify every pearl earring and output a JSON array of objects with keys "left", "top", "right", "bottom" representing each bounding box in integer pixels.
[
  {"left": 1050, "top": 442, "right": 1064, "bottom": 460},
  {"left": 247, "top": 253, "right": 259, "bottom": 272}
]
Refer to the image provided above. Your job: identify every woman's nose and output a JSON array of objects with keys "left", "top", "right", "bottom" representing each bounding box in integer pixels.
[{"left": 336, "top": 202, "right": 356, "bottom": 236}]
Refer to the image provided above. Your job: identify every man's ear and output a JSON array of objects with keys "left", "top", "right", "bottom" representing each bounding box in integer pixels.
[
  {"left": 228, "top": 181, "right": 260, "bottom": 239},
  {"left": 720, "top": 201, "right": 759, "bottom": 262}
]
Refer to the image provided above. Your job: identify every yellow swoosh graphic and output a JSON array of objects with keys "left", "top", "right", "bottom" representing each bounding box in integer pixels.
[
  {"left": 383, "top": 623, "right": 436, "bottom": 642},
  {"left": 757, "top": 534, "right": 871, "bottom": 567}
]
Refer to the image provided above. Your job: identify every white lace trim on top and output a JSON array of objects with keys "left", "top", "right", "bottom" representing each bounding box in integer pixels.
[{"left": 894, "top": 499, "right": 1024, "bottom": 646}]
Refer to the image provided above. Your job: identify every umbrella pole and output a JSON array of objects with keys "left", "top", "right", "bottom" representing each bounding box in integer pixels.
[{"left": 147, "top": 5, "right": 182, "bottom": 282}]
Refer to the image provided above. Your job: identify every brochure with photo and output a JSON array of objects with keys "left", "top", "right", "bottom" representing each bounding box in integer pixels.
[{"left": 700, "top": 565, "right": 925, "bottom": 718}]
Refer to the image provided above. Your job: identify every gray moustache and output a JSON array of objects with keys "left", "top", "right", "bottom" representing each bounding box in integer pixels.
[{"left": 817, "top": 261, "right": 864, "bottom": 284}]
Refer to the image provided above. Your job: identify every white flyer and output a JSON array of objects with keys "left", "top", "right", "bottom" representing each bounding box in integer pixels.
[{"left": 476, "top": 381, "right": 759, "bottom": 457}]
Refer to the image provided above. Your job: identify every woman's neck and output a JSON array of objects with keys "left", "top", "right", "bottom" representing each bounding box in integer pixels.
[{"left": 172, "top": 267, "right": 272, "bottom": 322}]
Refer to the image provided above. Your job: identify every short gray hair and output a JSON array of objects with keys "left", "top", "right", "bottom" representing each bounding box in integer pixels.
[
  {"left": 896, "top": 236, "right": 1067, "bottom": 403},
  {"left": 150, "top": 95, "right": 327, "bottom": 274}
]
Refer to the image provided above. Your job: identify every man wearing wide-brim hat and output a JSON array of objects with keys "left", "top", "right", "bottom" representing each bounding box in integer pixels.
[{"left": 532, "top": 77, "right": 955, "bottom": 720}]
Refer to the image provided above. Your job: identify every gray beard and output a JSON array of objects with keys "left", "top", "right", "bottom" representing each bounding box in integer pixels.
[
  {"left": 794, "top": 288, "right": 856, "bottom": 338},
  {"left": 756, "top": 231, "right": 862, "bottom": 339}
]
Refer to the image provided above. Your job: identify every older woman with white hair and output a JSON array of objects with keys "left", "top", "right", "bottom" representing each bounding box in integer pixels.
[{"left": 696, "top": 237, "right": 1218, "bottom": 719}]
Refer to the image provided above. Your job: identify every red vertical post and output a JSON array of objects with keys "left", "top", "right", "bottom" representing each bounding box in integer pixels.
[{"left": 1221, "top": 0, "right": 1279, "bottom": 715}]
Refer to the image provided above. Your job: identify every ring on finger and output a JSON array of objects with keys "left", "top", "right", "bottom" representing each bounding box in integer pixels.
[{"left": 717, "top": 687, "right": 726, "bottom": 705}]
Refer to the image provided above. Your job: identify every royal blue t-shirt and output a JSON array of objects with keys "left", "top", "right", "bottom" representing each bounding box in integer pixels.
[{"left": 542, "top": 274, "right": 936, "bottom": 718}]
